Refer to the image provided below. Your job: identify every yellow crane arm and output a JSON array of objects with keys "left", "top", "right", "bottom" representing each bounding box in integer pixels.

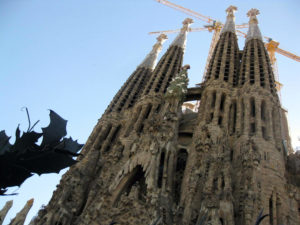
[
  {"left": 275, "top": 48, "right": 300, "bottom": 62},
  {"left": 149, "top": 27, "right": 208, "bottom": 35},
  {"left": 235, "top": 24, "right": 248, "bottom": 29},
  {"left": 236, "top": 30, "right": 247, "bottom": 38},
  {"left": 155, "top": 0, "right": 214, "bottom": 23}
]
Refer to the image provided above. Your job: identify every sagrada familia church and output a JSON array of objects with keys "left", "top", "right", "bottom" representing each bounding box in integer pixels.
[{"left": 3, "top": 5, "right": 300, "bottom": 225}]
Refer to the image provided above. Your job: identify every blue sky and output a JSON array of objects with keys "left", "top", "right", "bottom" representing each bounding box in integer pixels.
[{"left": 0, "top": 0, "right": 300, "bottom": 224}]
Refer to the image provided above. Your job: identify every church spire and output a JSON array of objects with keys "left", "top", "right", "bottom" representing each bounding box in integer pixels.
[
  {"left": 221, "top": 5, "right": 237, "bottom": 34},
  {"left": 204, "top": 7, "right": 240, "bottom": 85},
  {"left": 105, "top": 35, "right": 168, "bottom": 113},
  {"left": 143, "top": 18, "right": 192, "bottom": 95},
  {"left": 239, "top": 8, "right": 276, "bottom": 94},
  {"left": 246, "top": 8, "right": 263, "bottom": 43},
  {"left": 139, "top": 34, "right": 168, "bottom": 70},
  {"left": 170, "top": 18, "right": 193, "bottom": 49}
]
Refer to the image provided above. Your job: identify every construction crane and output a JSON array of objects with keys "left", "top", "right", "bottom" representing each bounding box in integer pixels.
[
  {"left": 153, "top": 0, "right": 300, "bottom": 92},
  {"left": 154, "top": 0, "right": 247, "bottom": 82}
]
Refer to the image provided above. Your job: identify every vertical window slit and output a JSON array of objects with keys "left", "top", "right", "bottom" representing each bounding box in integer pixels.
[
  {"left": 269, "top": 195, "right": 274, "bottom": 225},
  {"left": 250, "top": 98, "right": 256, "bottom": 117},
  {"left": 157, "top": 151, "right": 165, "bottom": 188},
  {"left": 220, "top": 93, "right": 226, "bottom": 112},
  {"left": 211, "top": 91, "right": 216, "bottom": 108},
  {"left": 174, "top": 149, "right": 188, "bottom": 205}
]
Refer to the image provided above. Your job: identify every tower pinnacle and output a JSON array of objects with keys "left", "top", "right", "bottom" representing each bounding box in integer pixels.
[
  {"left": 171, "top": 18, "right": 193, "bottom": 49},
  {"left": 221, "top": 5, "right": 237, "bottom": 34},
  {"left": 246, "top": 8, "right": 263, "bottom": 42},
  {"left": 139, "top": 34, "right": 168, "bottom": 70}
]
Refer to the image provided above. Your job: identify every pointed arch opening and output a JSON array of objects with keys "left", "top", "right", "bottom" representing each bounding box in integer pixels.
[{"left": 112, "top": 165, "right": 147, "bottom": 206}]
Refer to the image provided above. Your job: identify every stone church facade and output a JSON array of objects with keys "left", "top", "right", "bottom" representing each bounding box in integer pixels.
[{"left": 31, "top": 7, "right": 300, "bottom": 225}]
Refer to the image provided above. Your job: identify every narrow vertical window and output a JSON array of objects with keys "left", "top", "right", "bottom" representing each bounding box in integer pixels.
[
  {"left": 233, "top": 101, "right": 237, "bottom": 133},
  {"left": 241, "top": 99, "right": 245, "bottom": 134},
  {"left": 272, "top": 107, "right": 280, "bottom": 140},
  {"left": 219, "top": 93, "right": 226, "bottom": 112},
  {"left": 261, "top": 101, "right": 266, "bottom": 121},
  {"left": 211, "top": 91, "right": 216, "bottom": 108},
  {"left": 269, "top": 195, "right": 274, "bottom": 225},
  {"left": 144, "top": 104, "right": 152, "bottom": 119},
  {"left": 157, "top": 151, "right": 165, "bottom": 188},
  {"left": 218, "top": 116, "right": 223, "bottom": 126},
  {"left": 250, "top": 98, "right": 256, "bottom": 135},
  {"left": 229, "top": 101, "right": 237, "bottom": 134},
  {"left": 174, "top": 149, "right": 188, "bottom": 205},
  {"left": 250, "top": 123, "right": 256, "bottom": 134},
  {"left": 250, "top": 98, "right": 256, "bottom": 117}
]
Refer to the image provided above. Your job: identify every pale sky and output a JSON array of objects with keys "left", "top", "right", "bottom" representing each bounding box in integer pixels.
[{"left": 0, "top": 0, "right": 300, "bottom": 224}]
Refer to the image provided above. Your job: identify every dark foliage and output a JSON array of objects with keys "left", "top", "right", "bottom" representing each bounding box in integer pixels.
[{"left": 0, "top": 110, "right": 83, "bottom": 195}]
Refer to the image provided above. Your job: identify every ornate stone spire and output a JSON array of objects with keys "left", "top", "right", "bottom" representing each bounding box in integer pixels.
[
  {"left": 171, "top": 18, "right": 193, "bottom": 49},
  {"left": 9, "top": 199, "right": 34, "bottom": 225},
  {"left": 139, "top": 34, "right": 168, "bottom": 70},
  {"left": 0, "top": 200, "right": 13, "bottom": 225},
  {"left": 246, "top": 8, "right": 263, "bottom": 42},
  {"left": 221, "top": 5, "right": 237, "bottom": 34}
]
